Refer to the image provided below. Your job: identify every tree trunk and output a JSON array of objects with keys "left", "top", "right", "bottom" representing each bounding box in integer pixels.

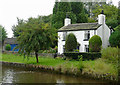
[{"left": 35, "top": 51, "right": 39, "bottom": 63}]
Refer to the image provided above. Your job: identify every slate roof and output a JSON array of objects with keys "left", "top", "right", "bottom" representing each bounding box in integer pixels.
[
  {"left": 58, "top": 23, "right": 102, "bottom": 32},
  {"left": 4, "top": 38, "right": 18, "bottom": 44}
]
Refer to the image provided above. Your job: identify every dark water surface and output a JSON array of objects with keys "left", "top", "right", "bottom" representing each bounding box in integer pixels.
[{"left": 1, "top": 64, "right": 109, "bottom": 84}]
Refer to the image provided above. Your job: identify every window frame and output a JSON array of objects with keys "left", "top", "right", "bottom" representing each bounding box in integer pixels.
[
  {"left": 62, "top": 32, "right": 67, "bottom": 41},
  {"left": 83, "top": 31, "right": 90, "bottom": 41}
]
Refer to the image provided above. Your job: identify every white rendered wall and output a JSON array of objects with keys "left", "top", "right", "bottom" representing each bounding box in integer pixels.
[
  {"left": 104, "top": 24, "right": 110, "bottom": 47},
  {"left": 58, "top": 32, "right": 65, "bottom": 54},
  {"left": 58, "top": 30, "right": 95, "bottom": 54},
  {"left": 97, "top": 24, "right": 110, "bottom": 48},
  {"left": 64, "top": 18, "right": 71, "bottom": 26},
  {"left": 98, "top": 14, "right": 105, "bottom": 24}
]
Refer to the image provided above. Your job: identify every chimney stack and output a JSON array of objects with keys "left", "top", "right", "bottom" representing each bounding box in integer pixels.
[
  {"left": 64, "top": 13, "right": 71, "bottom": 26},
  {"left": 98, "top": 10, "right": 105, "bottom": 24}
]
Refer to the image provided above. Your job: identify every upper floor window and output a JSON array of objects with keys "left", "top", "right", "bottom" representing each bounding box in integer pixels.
[
  {"left": 84, "top": 31, "right": 90, "bottom": 41},
  {"left": 63, "top": 45, "right": 65, "bottom": 53},
  {"left": 63, "top": 32, "right": 67, "bottom": 41},
  {"left": 94, "top": 30, "right": 96, "bottom": 35}
]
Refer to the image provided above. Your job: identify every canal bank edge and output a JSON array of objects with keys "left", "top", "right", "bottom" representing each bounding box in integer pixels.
[{"left": 0, "top": 61, "right": 118, "bottom": 83}]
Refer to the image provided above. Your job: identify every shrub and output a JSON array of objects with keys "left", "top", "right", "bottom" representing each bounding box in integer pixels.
[
  {"left": 65, "top": 33, "right": 77, "bottom": 52},
  {"left": 5, "top": 44, "right": 11, "bottom": 51},
  {"left": 89, "top": 35, "right": 102, "bottom": 52},
  {"left": 64, "top": 52, "right": 101, "bottom": 60},
  {"left": 109, "top": 30, "right": 120, "bottom": 48},
  {"left": 101, "top": 47, "right": 119, "bottom": 64}
]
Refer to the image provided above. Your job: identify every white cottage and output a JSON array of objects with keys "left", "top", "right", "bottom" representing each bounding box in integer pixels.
[{"left": 58, "top": 11, "right": 111, "bottom": 54}]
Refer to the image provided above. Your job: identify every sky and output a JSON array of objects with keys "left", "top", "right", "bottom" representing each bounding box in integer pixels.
[{"left": 0, "top": 0, "right": 119, "bottom": 38}]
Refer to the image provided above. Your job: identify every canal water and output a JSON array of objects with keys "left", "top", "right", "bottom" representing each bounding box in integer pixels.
[{"left": 1, "top": 64, "right": 109, "bottom": 84}]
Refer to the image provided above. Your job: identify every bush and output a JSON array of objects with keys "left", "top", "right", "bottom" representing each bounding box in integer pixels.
[
  {"left": 5, "top": 44, "right": 11, "bottom": 51},
  {"left": 109, "top": 30, "right": 120, "bottom": 48},
  {"left": 101, "top": 47, "right": 119, "bottom": 64},
  {"left": 65, "top": 33, "right": 77, "bottom": 52},
  {"left": 64, "top": 52, "right": 101, "bottom": 60},
  {"left": 89, "top": 35, "right": 102, "bottom": 52}
]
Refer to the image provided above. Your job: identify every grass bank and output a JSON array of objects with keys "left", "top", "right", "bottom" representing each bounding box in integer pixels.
[{"left": 0, "top": 53, "right": 118, "bottom": 81}]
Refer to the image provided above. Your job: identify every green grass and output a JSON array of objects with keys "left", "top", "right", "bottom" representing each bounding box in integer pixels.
[
  {"left": 1, "top": 53, "right": 65, "bottom": 67},
  {"left": 0, "top": 53, "right": 118, "bottom": 78}
]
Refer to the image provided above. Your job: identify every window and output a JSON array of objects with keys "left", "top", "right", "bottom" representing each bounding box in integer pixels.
[
  {"left": 84, "top": 31, "right": 90, "bottom": 41},
  {"left": 85, "top": 45, "right": 89, "bottom": 52},
  {"left": 94, "top": 30, "right": 96, "bottom": 35},
  {"left": 63, "top": 32, "right": 67, "bottom": 41},
  {"left": 63, "top": 45, "right": 65, "bottom": 53}
]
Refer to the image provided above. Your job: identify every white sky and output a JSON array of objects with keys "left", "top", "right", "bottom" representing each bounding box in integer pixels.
[{"left": 0, "top": 0, "right": 119, "bottom": 38}]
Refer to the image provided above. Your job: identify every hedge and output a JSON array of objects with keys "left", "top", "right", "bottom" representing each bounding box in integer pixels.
[{"left": 64, "top": 52, "right": 101, "bottom": 60}]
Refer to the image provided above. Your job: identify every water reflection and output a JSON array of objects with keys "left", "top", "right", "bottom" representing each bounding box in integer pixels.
[
  {"left": 3, "top": 69, "right": 14, "bottom": 83},
  {"left": 1, "top": 65, "right": 107, "bottom": 83}
]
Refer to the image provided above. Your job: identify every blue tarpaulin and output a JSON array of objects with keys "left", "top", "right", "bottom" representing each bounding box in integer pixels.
[{"left": 10, "top": 44, "right": 19, "bottom": 51}]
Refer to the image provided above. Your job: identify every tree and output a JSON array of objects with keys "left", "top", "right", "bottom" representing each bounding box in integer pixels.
[
  {"left": 71, "top": 2, "right": 88, "bottom": 23},
  {"left": 89, "top": 35, "right": 102, "bottom": 52},
  {"left": 0, "top": 25, "right": 7, "bottom": 49},
  {"left": 114, "top": 25, "right": 120, "bottom": 31},
  {"left": 52, "top": 1, "right": 89, "bottom": 29},
  {"left": 17, "top": 17, "right": 56, "bottom": 63},
  {"left": 52, "top": 11, "right": 76, "bottom": 29},
  {"left": 109, "top": 30, "right": 120, "bottom": 48},
  {"left": 65, "top": 33, "right": 77, "bottom": 52},
  {"left": 91, "top": 4, "right": 118, "bottom": 28},
  {"left": 53, "top": 0, "right": 59, "bottom": 14},
  {"left": 52, "top": 1, "right": 77, "bottom": 29},
  {"left": 12, "top": 18, "right": 25, "bottom": 37},
  {"left": 12, "top": 15, "right": 53, "bottom": 37},
  {"left": 5, "top": 44, "right": 11, "bottom": 51}
]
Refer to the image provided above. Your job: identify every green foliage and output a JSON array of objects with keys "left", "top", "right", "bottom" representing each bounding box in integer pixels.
[
  {"left": 12, "top": 18, "right": 25, "bottom": 37},
  {"left": 77, "top": 12, "right": 88, "bottom": 23},
  {"left": 53, "top": 0, "right": 59, "bottom": 14},
  {"left": 84, "top": 58, "right": 118, "bottom": 78},
  {"left": 52, "top": 11, "right": 76, "bottom": 29},
  {"left": 12, "top": 15, "right": 53, "bottom": 37},
  {"left": 16, "top": 17, "right": 57, "bottom": 63},
  {"left": 52, "top": 1, "right": 88, "bottom": 29},
  {"left": 78, "top": 55, "right": 84, "bottom": 71},
  {"left": 78, "top": 55, "right": 83, "bottom": 61},
  {"left": 65, "top": 33, "right": 77, "bottom": 52},
  {"left": 64, "top": 52, "right": 101, "bottom": 60},
  {"left": 101, "top": 47, "right": 118, "bottom": 64},
  {"left": 5, "top": 44, "right": 11, "bottom": 51},
  {"left": 89, "top": 35, "right": 102, "bottom": 52},
  {"left": 71, "top": 2, "right": 88, "bottom": 23},
  {"left": 0, "top": 25, "right": 7, "bottom": 44},
  {"left": 58, "top": 2, "right": 71, "bottom": 12},
  {"left": 106, "top": 18, "right": 118, "bottom": 29},
  {"left": 91, "top": 4, "right": 118, "bottom": 28},
  {"left": 88, "top": 17, "right": 96, "bottom": 23},
  {"left": 74, "top": 49, "right": 79, "bottom": 52},
  {"left": 114, "top": 25, "right": 120, "bottom": 31},
  {"left": 39, "top": 15, "right": 52, "bottom": 24},
  {"left": 109, "top": 30, "right": 120, "bottom": 48}
]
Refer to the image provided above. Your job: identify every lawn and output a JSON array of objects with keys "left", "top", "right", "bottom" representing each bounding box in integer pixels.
[{"left": 0, "top": 53, "right": 118, "bottom": 79}]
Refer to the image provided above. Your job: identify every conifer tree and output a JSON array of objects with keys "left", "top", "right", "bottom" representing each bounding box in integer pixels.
[{"left": 52, "top": 1, "right": 76, "bottom": 29}]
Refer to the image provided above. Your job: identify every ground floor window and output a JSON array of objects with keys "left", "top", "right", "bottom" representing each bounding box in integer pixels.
[
  {"left": 63, "top": 45, "right": 65, "bottom": 53},
  {"left": 85, "top": 45, "right": 89, "bottom": 52},
  {"left": 77, "top": 43, "right": 80, "bottom": 52}
]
